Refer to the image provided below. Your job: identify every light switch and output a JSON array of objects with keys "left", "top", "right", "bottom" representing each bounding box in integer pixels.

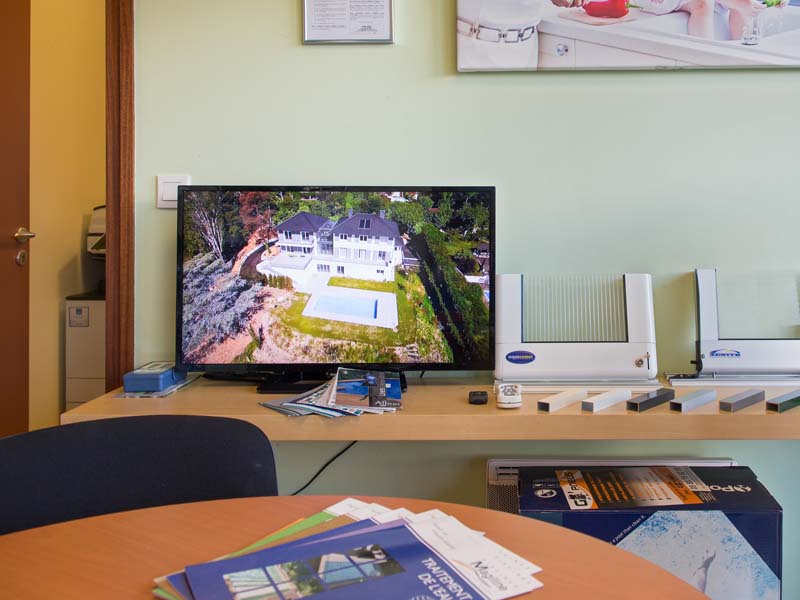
[
  {"left": 157, "top": 174, "right": 191, "bottom": 209},
  {"left": 163, "top": 181, "right": 179, "bottom": 202}
]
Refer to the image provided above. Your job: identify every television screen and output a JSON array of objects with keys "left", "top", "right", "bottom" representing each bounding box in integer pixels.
[{"left": 177, "top": 186, "right": 494, "bottom": 373}]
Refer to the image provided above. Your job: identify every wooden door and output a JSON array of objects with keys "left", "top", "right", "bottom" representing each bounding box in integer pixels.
[{"left": 0, "top": 0, "right": 31, "bottom": 435}]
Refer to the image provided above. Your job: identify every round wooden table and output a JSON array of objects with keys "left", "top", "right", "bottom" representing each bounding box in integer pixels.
[{"left": 0, "top": 495, "right": 705, "bottom": 599}]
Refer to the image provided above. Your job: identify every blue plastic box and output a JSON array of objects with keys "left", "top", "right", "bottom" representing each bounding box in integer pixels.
[{"left": 122, "top": 361, "right": 186, "bottom": 392}]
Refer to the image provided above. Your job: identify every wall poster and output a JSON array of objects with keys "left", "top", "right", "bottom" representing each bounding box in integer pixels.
[{"left": 457, "top": 0, "right": 800, "bottom": 70}]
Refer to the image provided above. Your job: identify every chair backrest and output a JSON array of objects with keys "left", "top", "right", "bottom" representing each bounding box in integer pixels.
[{"left": 0, "top": 415, "right": 278, "bottom": 535}]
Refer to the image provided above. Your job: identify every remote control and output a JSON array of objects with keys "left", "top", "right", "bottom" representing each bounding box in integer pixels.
[{"left": 468, "top": 390, "right": 488, "bottom": 405}]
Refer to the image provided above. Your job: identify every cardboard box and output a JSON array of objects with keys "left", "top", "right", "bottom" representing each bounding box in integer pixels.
[{"left": 519, "top": 465, "right": 781, "bottom": 600}]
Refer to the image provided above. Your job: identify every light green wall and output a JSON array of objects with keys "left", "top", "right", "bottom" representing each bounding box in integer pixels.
[{"left": 135, "top": 0, "right": 800, "bottom": 594}]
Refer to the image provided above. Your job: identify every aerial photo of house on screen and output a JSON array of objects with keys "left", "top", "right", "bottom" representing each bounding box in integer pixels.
[{"left": 180, "top": 189, "right": 492, "bottom": 367}]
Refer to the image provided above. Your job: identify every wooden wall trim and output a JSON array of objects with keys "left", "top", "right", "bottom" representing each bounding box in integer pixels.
[{"left": 106, "top": 0, "right": 135, "bottom": 390}]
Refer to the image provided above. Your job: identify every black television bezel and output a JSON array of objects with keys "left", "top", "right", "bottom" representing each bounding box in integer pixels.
[{"left": 175, "top": 185, "right": 495, "bottom": 375}]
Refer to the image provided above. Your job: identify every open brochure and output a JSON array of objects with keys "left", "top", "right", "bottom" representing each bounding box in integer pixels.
[
  {"left": 259, "top": 368, "right": 403, "bottom": 418},
  {"left": 329, "top": 368, "right": 402, "bottom": 410},
  {"left": 153, "top": 498, "right": 542, "bottom": 600}
]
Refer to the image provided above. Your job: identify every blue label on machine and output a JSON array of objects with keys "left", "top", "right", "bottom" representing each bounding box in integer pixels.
[
  {"left": 710, "top": 349, "right": 742, "bottom": 358},
  {"left": 506, "top": 351, "right": 536, "bottom": 364}
]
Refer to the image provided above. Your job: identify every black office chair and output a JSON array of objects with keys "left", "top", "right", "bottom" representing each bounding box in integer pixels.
[{"left": 0, "top": 415, "right": 278, "bottom": 535}]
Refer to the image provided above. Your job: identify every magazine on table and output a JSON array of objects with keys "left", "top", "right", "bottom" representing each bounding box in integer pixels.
[
  {"left": 329, "top": 368, "right": 403, "bottom": 410},
  {"left": 258, "top": 382, "right": 346, "bottom": 418},
  {"left": 156, "top": 499, "right": 379, "bottom": 600},
  {"left": 155, "top": 502, "right": 368, "bottom": 600},
  {"left": 184, "top": 519, "right": 539, "bottom": 600},
  {"left": 258, "top": 368, "right": 403, "bottom": 418},
  {"left": 152, "top": 498, "right": 542, "bottom": 600}
]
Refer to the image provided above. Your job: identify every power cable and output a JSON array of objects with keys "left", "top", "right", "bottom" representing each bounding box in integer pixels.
[{"left": 290, "top": 441, "right": 358, "bottom": 496}]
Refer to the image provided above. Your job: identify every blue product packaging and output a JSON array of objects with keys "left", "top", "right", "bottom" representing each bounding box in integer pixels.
[
  {"left": 518, "top": 465, "right": 782, "bottom": 600},
  {"left": 123, "top": 361, "right": 186, "bottom": 392}
]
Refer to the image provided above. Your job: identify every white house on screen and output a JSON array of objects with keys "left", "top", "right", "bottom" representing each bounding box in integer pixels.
[{"left": 259, "top": 209, "right": 406, "bottom": 283}]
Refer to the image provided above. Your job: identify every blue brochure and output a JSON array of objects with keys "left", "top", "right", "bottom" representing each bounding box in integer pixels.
[
  {"left": 168, "top": 521, "right": 381, "bottom": 599},
  {"left": 335, "top": 370, "right": 402, "bottom": 400},
  {"left": 184, "top": 521, "right": 485, "bottom": 600}
]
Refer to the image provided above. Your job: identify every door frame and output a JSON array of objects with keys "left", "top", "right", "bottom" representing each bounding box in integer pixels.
[{"left": 105, "top": 0, "right": 135, "bottom": 390}]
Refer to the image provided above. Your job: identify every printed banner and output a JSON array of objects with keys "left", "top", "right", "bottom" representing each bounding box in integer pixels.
[{"left": 555, "top": 467, "right": 716, "bottom": 510}]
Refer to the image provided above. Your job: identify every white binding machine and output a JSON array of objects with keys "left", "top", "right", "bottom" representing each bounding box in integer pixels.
[
  {"left": 670, "top": 268, "right": 800, "bottom": 387},
  {"left": 495, "top": 273, "right": 659, "bottom": 391}
]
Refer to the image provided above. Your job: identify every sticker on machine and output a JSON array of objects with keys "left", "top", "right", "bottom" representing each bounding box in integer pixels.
[
  {"left": 68, "top": 306, "right": 90, "bottom": 327},
  {"left": 505, "top": 351, "right": 535, "bottom": 364}
]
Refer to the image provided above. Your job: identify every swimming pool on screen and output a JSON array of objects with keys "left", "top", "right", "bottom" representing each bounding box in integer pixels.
[
  {"left": 301, "top": 288, "right": 399, "bottom": 330},
  {"left": 314, "top": 295, "right": 378, "bottom": 319}
]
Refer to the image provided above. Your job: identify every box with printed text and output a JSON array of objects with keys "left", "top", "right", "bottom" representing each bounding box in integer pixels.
[{"left": 519, "top": 465, "right": 782, "bottom": 600}]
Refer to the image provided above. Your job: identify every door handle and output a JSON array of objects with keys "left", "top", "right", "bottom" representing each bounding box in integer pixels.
[{"left": 14, "top": 227, "right": 36, "bottom": 243}]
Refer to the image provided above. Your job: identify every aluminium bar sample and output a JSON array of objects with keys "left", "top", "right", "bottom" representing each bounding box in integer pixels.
[
  {"left": 627, "top": 388, "right": 675, "bottom": 412},
  {"left": 669, "top": 390, "right": 717, "bottom": 413},
  {"left": 766, "top": 389, "right": 800, "bottom": 413},
  {"left": 538, "top": 389, "right": 588, "bottom": 413},
  {"left": 582, "top": 389, "right": 632, "bottom": 413},
  {"left": 719, "top": 389, "right": 765, "bottom": 413}
]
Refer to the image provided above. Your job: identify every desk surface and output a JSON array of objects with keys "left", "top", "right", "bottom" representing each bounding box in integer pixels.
[
  {"left": 61, "top": 376, "right": 800, "bottom": 440},
  {"left": 0, "top": 495, "right": 704, "bottom": 600}
]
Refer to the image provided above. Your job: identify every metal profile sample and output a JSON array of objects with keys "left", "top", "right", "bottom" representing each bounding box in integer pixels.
[
  {"left": 669, "top": 390, "right": 717, "bottom": 413},
  {"left": 537, "top": 389, "right": 588, "bottom": 413},
  {"left": 766, "top": 389, "right": 800, "bottom": 413},
  {"left": 582, "top": 389, "right": 632, "bottom": 413},
  {"left": 627, "top": 388, "right": 675, "bottom": 412},
  {"left": 719, "top": 389, "right": 765, "bottom": 413}
]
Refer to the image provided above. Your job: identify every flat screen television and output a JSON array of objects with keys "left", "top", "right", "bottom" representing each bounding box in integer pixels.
[{"left": 176, "top": 186, "right": 494, "bottom": 389}]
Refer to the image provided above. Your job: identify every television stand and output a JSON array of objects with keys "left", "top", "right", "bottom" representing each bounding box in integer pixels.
[
  {"left": 255, "top": 371, "right": 331, "bottom": 394},
  {"left": 203, "top": 369, "right": 409, "bottom": 394}
]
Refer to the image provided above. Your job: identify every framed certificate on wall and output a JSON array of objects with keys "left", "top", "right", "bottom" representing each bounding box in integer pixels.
[{"left": 303, "top": 0, "right": 394, "bottom": 44}]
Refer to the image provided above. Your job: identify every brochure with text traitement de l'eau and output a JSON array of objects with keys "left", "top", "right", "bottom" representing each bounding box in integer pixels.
[
  {"left": 185, "top": 521, "right": 476, "bottom": 600},
  {"left": 154, "top": 498, "right": 542, "bottom": 600},
  {"left": 184, "top": 518, "right": 535, "bottom": 600}
]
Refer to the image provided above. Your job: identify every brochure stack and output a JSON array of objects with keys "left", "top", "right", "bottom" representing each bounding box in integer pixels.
[
  {"left": 152, "top": 498, "right": 543, "bottom": 600},
  {"left": 259, "top": 368, "right": 403, "bottom": 418}
]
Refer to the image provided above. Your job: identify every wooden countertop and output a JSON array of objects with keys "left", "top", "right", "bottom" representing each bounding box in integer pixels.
[{"left": 60, "top": 376, "right": 800, "bottom": 441}]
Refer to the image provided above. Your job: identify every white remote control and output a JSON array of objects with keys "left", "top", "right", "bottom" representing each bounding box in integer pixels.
[{"left": 496, "top": 383, "right": 522, "bottom": 409}]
